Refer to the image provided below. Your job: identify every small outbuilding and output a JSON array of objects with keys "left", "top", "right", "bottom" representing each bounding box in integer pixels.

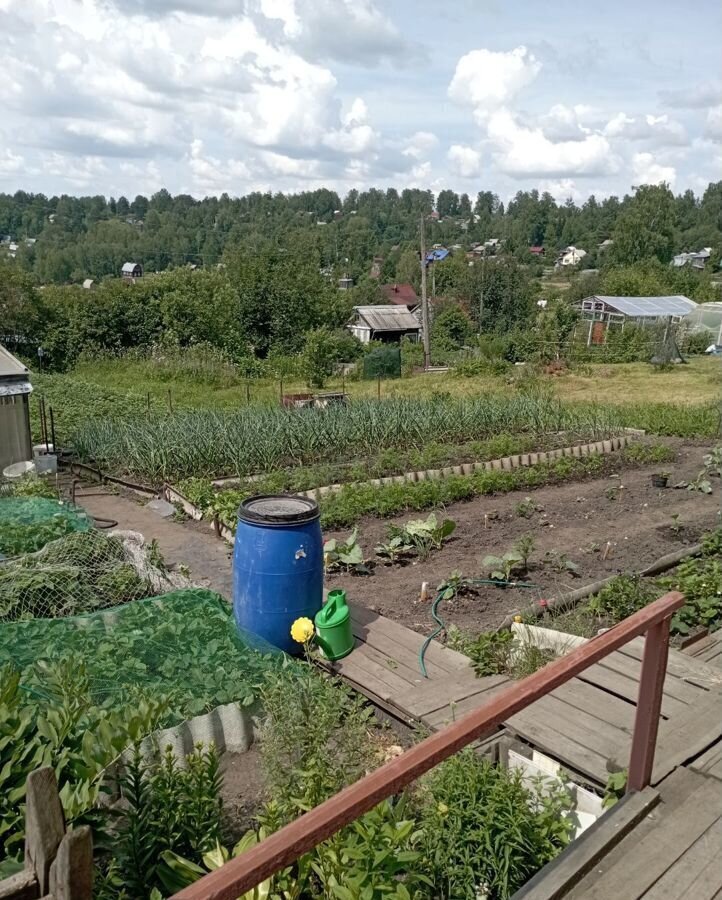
[
  {"left": 380, "top": 283, "right": 420, "bottom": 311},
  {"left": 0, "top": 344, "right": 33, "bottom": 472},
  {"left": 348, "top": 306, "right": 422, "bottom": 344},
  {"left": 121, "top": 261, "right": 143, "bottom": 281}
]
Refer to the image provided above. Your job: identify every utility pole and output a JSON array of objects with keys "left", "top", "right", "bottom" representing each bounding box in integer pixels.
[
  {"left": 420, "top": 215, "right": 431, "bottom": 370},
  {"left": 479, "top": 254, "right": 486, "bottom": 332}
]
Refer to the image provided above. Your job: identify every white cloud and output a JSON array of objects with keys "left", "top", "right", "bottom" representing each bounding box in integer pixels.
[
  {"left": 487, "top": 109, "right": 619, "bottom": 177},
  {"left": 448, "top": 46, "right": 541, "bottom": 121},
  {"left": 539, "top": 179, "right": 583, "bottom": 203},
  {"left": 0, "top": 148, "right": 24, "bottom": 177},
  {"left": 658, "top": 81, "right": 722, "bottom": 109},
  {"left": 603, "top": 112, "right": 686, "bottom": 146},
  {"left": 447, "top": 144, "right": 482, "bottom": 178},
  {"left": 632, "top": 152, "right": 676, "bottom": 187},
  {"left": 705, "top": 105, "right": 722, "bottom": 142},
  {"left": 538, "top": 104, "right": 592, "bottom": 142},
  {"left": 403, "top": 131, "right": 438, "bottom": 160}
]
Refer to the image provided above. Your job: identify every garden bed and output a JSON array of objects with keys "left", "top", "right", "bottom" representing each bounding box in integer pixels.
[{"left": 323, "top": 439, "right": 720, "bottom": 636}]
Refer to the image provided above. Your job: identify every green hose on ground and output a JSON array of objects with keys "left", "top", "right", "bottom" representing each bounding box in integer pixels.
[{"left": 418, "top": 578, "right": 538, "bottom": 678}]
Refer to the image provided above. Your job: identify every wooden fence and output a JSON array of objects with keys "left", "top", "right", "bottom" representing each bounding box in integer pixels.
[
  {"left": 171, "top": 590, "right": 685, "bottom": 900},
  {"left": 0, "top": 768, "right": 92, "bottom": 900}
]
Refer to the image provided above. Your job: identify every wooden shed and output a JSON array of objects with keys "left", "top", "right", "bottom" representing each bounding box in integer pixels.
[{"left": 0, "top": 344, "right": 33, "bottom": 472}]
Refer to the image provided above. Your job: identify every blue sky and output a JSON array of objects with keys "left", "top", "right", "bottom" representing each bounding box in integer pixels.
[{"left": 0, "top": 0, "right": 719, "bottom": 201}]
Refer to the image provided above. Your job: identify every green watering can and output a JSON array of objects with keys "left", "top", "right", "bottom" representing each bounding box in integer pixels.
[{"left": 314, "top": 589, "right": 354, "bottom": 661}]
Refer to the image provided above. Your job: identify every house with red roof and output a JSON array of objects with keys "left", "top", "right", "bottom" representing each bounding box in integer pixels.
[{"left": 380, "top": 283, "right": 420, "bottom": 312}]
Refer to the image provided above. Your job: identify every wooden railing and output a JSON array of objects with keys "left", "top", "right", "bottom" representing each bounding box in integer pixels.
[{"left": 171, "top": 591, "right": 684, "bottom": 900}]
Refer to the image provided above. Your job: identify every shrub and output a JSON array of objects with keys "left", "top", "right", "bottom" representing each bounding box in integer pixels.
[{"left": 419, "top": 750, "right": 574, "bottom": 899}]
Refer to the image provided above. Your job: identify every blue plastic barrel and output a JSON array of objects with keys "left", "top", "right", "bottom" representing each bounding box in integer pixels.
[{"left": 232, "top": 495, "right": 324, "bottom": 655}]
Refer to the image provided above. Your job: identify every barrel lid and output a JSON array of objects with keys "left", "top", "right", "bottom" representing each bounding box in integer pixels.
[{"left": 238, "top": 494, "right": 320, "bottom": 526}]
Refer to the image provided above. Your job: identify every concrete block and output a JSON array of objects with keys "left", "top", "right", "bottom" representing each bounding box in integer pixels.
[{"left": 146, "top": 499, "right": 176, "bottom": 518}]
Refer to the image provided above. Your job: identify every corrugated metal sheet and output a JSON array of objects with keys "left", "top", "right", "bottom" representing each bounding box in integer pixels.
[
  {"left": 0, "top": 381, "right": 32, "bottom": 397},
  {"left": 354, "top": 305, "right": 421, "bottom": 332},
  {"left": 0, "top": 345, "right": 29, "bottom": 378},
  {"left": 594, "top": 295, "right": 698, "bottom": 317}
]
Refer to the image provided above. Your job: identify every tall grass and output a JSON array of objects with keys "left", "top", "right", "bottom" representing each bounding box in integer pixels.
[{"left": 72, "top": 395, "right": 621, "bottom": 483}]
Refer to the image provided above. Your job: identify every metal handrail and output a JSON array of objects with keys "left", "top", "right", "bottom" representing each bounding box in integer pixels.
[{"left": 172, "top": 590, "right": 685, "bottom": 900}]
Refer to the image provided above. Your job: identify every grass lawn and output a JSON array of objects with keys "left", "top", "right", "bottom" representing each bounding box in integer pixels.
[{"left": 63, "top": 355, "right": 721, "bottom": 409}]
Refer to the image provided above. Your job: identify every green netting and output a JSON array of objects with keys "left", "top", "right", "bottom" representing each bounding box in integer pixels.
[
  {"left": 0, "top": 530, "right": 160, "bottom": 622},
  {"left": 0, "top": 589, "right": 286, "bottom": 719},
  {"left": 362, "top": 345, "right": 402, "bottom": 379},
  {"left": 0, "top": 497, "right": 92, "bottom": 559}
]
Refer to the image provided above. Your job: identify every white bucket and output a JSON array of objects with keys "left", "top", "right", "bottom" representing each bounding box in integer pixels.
[
  {"left": 2, "top": 460, "right": 36, "bottom": 480},
  {"left": 35, "top": 454, "right": 58, "bottom": 475},
  {"left": 33, "top": 443, "right": 55, "bottom": 457}
]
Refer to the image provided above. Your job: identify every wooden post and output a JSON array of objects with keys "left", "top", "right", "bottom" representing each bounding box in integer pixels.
[
  {"left": 279, "top": 377, "right": 283, "bottom": 404},
  {"left": 420, "top": 216, "right": 430, "bottom": 371},
  {"left": 50, "top": 827, "right": 93, "bottom": 900},
  {"left": 147, "top": 392, "right": 151, "bottom": 413},
  {"left": 167, "top": 389, "right": 173, "bottom": 414},
  {"left": 376, "top": 376, "right": 381, "bottom": 400},
  {"left": 24, "top": 768, "right": 65, "bottom": 895},
  {"left": 627, "top": 617, "right": 671, "bottom": 792},
  {"left": 246, "top": 382, "right": 251, "bottom": 403}
]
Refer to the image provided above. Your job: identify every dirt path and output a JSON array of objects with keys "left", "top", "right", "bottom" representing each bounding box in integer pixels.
[
  {"left": 326, "top": 439, "right": 721, "bottom": 635},
  {"left": 75, "top": 487, "right": 234, "bottom": 598}
]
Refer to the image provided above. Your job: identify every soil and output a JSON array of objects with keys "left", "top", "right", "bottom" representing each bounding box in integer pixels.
[
  {"left": 219, "top": 747, "right": 266, "bottom": 843},
  {"left": 325, "top": 438, "right": 721, "bottom": 637}
]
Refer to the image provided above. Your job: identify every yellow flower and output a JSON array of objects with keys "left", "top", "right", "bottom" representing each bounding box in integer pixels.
[
  {"left": 437, "top": 802, "right": 449, "bottom": 817},
  {"left": 513, "top": 615, "right": 523, "bottom": 623},
  {"left": 290, "top": 617, "right": 315, "bottom": 644}
]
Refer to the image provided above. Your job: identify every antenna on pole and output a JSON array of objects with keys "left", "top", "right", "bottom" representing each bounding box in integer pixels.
[{"left": 420, "top": 215, "right": 431, "bottom": 370}]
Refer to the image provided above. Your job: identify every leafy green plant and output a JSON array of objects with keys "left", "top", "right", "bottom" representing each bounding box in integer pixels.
[
  {"left": 116, "top": 742, "right": 223, "bottom": 897},
  {"left": 482, "top": 551, "right": 524, "bottom": 582},
  {"left": 419, "top": 750, "right": 574, "bottom": 899},
  {"left": 669, "top": 513, "right": 682, "bottom": 534},
  {"left": 659, "top": 557, "right": 722, "bottom": 635},
  {"left": 386, "top": 513, "right": 456, "bottom": 561},
  {"left": 375, "top": 534, "right": 414, "bottom": 563},
  {"left": 0, "top": 660, "right": 165, "bottom": 861},
  {"left": 543, "top": 550, "right": 581, "bottom": 577},
  {"left": 602, "top": 770, "right": 628, "bottom": 810},
  {"left": 588, "top": 575, "right": 654, "bottom": 621},
  {"left": 464, "top": 630, "right": 516, "bottom": 676},
  {"left": 515, "top": 497, "right": 538, "bottom": 518},
  {"left": 323, "top": 528, "right": 369, "bottom": 574},
  {"left": 514, "top": 534, "right": 535, "bottom": 570},
  {"left": 686, "top": 473, "right": 713, "bottom": 494}
]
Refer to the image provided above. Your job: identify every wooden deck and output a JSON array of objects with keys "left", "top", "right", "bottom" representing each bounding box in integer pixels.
[
  {"left": 684, "top": 629, "right": 722, "bottom": 669},
  {"left": 325, "top": 605, "right": 722, "bottom": 788},
  {"left": 562, "top": 766, "right": 722, "bottom": 899}
]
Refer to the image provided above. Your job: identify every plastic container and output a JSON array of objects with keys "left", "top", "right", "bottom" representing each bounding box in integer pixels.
[
  {"left": 232, "top": 495, "right": 323, "bottom": 655},
  {"left": 33, "top": 443, "right": 55, "bottom": 458},
  {"left": 651, "top": 474, "right": 668, "bottom": 488},
  {"left": 2, "top": 460, "right": 36, "bottom": 480},
  {"left": 35, "top": 454, "right": 58, "bottom": 475},
  {"left": 314, "top": 589, "right": 354, "bottom": 661}
]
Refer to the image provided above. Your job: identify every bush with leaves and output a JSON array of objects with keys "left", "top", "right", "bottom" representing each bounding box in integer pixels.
[
  {"left": 419, "top": 750, "right": 574, "bottom": 899},
  {"left": 382, "top": 513, "right": 456, "bottom": 562},
  {"left": 587, "top": 575, "right": 654, "bottom": 622},
  {"left": 0, "top": 659, "right": 165, "bottom": 865}
]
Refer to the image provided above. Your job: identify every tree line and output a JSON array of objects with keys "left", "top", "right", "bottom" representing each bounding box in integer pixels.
[{"left": 1, "top": 182, "right": 720, "bottom": 286}]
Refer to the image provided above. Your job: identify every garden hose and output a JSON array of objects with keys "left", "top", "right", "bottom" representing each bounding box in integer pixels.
[{"left": 418, "top": 578, "right": 538, "bottom": 678}]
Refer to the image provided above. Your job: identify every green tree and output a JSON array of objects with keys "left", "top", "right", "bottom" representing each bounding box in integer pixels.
[{"left": 610, "top": 184, "right": 676, "bottom": 265}]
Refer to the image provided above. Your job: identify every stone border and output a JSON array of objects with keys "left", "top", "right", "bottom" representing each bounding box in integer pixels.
[
  {"left": 300, "top": 435, "right": 630, "bottom": 500},
  {"left": 163, "top": 435, "right": 631, "bottom": 546}
]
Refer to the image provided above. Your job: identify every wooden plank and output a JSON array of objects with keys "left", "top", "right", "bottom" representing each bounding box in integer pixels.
[
  {"left": 653, "top": 694, "right": 722, "bottom": 783},
  {"left": 505, "top": 703, "right": 611, "bottom": 784},
  {"left": 394, "top": 673, "right": 508, "bottom": 718},
  {"left": 599, "top": 652, "right": 701, "bottom": 706},
  {"left": 514, "top": 787, "right": 660, "bottom": 900},
  {"left": 622, "top": 638, "right": 722, "bottom": 689},
  {"left": 49, "top": 826, "right": 93, "bottom": 900},
  {"left": 0, "top": 869, "right": 38, "bottom": 900},
  {"left": 512, "top": 694, "right": 631, "bottom": 766},
  {"left": 570, "top": 770, "right": 722, "bottom": 898},
  {"left": 690, "top": 741, "right": 722, "bottom": 780},
  {"left": 332, "top": 646, "right": 419, "bottom": 696},
  {"left": 642, "top": 817, "right": 722, "bottom": 900},
  {"left": 350, "top": 604, "right": 470, "bottom": 673},
  {"left": 23, "top": 768, "right": 65, "bottom": 896},
  {"left": 348, "top": 619, "right": 452, "bottom": 681},
  {"left": 552, "top": 680, "right": 636, "bottom": 734},
  {"left": 423, "top": 682, "right": 512, "bottom": 730},
  {"left": 577, "top": 662, "right": 687, "bottom": 719},
  {"left": 349, "top": 642, "right": 423, "bottom": 687}
]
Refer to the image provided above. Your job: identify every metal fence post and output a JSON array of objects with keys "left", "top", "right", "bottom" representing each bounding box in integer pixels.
[{"left": 627, "top": 617, "right": 671, "bottom": 792}]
